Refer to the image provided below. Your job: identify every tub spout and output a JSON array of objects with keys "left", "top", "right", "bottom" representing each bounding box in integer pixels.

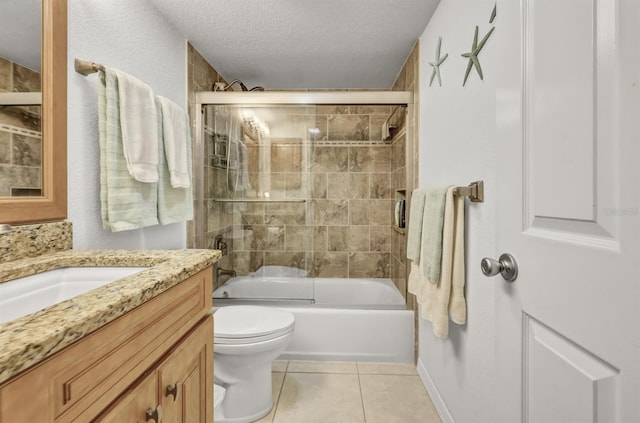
[{"left": 216, "top": 268, "right": 236, "bottom": 279}]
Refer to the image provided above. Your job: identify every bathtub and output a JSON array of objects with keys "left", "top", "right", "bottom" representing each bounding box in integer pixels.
[{"left": 213, "top": 276, "right": 414, "bottom": 363}]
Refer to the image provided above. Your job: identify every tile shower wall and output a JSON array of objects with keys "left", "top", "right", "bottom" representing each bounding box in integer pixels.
[
  {"left": 186, "top": 47, "right": 413, "bottom": 287},
  {"left": 231, "top": 105, "right": 394, "bottom": 280},
  {"left": 186, "top": 42, "right": 230, "bottom": 269},
  {"left": 0, "top": 57, "right": 41, "bottom": 196}
]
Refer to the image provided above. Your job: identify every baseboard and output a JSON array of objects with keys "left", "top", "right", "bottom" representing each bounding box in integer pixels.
[{"left": 417, "top": 358, "right": 455, "bottom": 423}]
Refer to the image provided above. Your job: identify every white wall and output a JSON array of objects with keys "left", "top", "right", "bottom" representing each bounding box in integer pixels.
[
  {"left": 67, "top": 0, "right": 187, "bottom": 249},
  {"left": 417, "top": 1, "right": 496, "bottom": 422}
]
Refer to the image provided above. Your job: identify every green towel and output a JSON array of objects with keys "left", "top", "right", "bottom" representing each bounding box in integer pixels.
[
  {"left": 406, "top": 189, "right": 426, "bottom": 263},
  {"left": 421, "top": 187, "right": 450, "bottom": 283},
  {"left": 99, "top": 69, "right": 159, "bottom": 232},
  {"left": 156, "top": 97, "right": 194, "bottom": 225}
]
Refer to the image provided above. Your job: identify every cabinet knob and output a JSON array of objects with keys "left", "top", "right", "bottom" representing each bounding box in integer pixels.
[
  {"left": 145, "top": 405, "right": 163, "bottom": 423},
  {"left": 166, "top": 382, "right": 181, "bottom": 401}
]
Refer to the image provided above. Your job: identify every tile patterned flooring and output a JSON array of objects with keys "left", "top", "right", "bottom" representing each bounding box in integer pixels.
[{"left": 253, "top": 360, "right": 442, "bottom": 423}]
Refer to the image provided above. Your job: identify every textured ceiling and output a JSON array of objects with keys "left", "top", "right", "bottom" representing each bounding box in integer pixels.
[{"left": 148, "top": 0, "right": 440, "bottom": 90}]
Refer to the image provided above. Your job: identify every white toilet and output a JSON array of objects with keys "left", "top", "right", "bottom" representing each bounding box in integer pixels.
[{"left": 214, "top": 305, "right": 295, "bottom": 423}]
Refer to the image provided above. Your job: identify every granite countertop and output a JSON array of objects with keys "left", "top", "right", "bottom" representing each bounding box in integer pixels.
[{"left": 0, "top": 248, "right": 221, "bottom": 386}]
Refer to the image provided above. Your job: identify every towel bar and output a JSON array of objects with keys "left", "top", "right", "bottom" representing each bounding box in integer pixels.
[
  {"left": 453, "top": 180, "right": 484, "bottom": 202},
  {"left": 211, "top": 198, "right": 306, "bottom": 203},
  {"left": 74, "top": 59, "right": 105, "bottom": 76}
]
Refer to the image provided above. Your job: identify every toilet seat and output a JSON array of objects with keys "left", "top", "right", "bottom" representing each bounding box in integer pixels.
[{"left": 214, "top": 305, "right": 295, "bottom": 345}]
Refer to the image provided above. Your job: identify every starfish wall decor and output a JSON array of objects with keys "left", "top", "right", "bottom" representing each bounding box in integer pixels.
[
  {"left": 428, "top": 37, "right": 449, "bottom": 87},
  {"left": 461, "top": 25, "right": 495, "bottom": 86}
]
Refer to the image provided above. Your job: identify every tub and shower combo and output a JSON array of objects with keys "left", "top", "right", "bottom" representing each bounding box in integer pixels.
[{"left": 198, "top": 91, "right": 416, "bottom": 421}]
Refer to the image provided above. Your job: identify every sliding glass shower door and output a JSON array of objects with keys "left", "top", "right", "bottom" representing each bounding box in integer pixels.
[{"left": 195, "top": 91, "right": 413, "bottom": 301}]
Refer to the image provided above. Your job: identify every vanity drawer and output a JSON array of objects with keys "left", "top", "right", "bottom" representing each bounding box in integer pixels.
[{"left": 0, "top": 267, "right": 212, "bottom": 422}]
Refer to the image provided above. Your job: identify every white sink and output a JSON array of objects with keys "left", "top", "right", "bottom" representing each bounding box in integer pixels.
[{"left": 0, "top": 267, "right": 148, "bottom": 324}]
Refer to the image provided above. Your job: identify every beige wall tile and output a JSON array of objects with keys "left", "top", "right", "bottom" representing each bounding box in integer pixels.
[
  {"left": 391, "top": 136, "right": 406, "bottom": 170},
  {"left": 327, "top": 225, "right": 347, "bottom": 251},
  {"left": 265, "top": 203, "right": 306, "bottom": 225},
  {"left": 13, "top": 63, "right": 40, "bottom": 92},
  {"left": 349, "top": 199, "right": 370, "bottom": 225},
  {"left": 240, "top": 203, "right": 265, "bottom": 225},
  {"left": 370, "top": 199, "right": 392, "bottom": 226},
  {"left": 0, "top": 58, "right": 10, "bottom": 91},
  {"left": 246, "top": 225, "right": 285, "bottom": 251},
  {"left": 312, "top": 199, "right": 348, "bottom": 225},
  {"left": 327, "top": 114, "right": 369, "bottom": 141},
  {"left": 12, "top": 135, "right": 40, "bottom": 166},
  {"left": 313, "top": 226, "right": 327, "bottom": 252},
  {"left": 0, "top": 165, "right": 40, "bottom": 196},
  {"left": 349, "top": 146, "right": 391, "bottom": 173},
  {"left": 370, "top": 225, "right": 391, "bottom": 252},
  {"left": 311, "top": 173, "right": 327, "bottom": 199},
  {"left": 327, "top": 225, "right": 369, "bottom": 252},
  {"left": 370, "top": 173, "right": 391, "bottom": 199},
  {"left": 348, "top": 252, "right": 390, "bottom": 278},
  {"left": 313, "top": 146, "right": 348, "bottom": 172},
  {"left": 0, "top": 132, "right": 10, "bottom": 164},
  {"left": 232, "top": 251, "right": 264, "bottom": 275},
  {"left": 313, "top": 252, "right": 348, "bottom": 277},
  {"left": 327, "top": 172, "right": 368, "bottom": 199},
  {"left": 285, "top": 225, "right": 313, "bottom": 252}
]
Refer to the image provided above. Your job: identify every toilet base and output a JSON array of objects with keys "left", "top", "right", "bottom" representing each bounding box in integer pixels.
[
  {"left": 214, "top": 365, "right": 275, "bottom": 423},
  {"left": 214, "top": 399, "right": 273, "bottom": 423}
]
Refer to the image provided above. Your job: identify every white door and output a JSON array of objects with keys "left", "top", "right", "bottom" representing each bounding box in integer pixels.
[{"left": 495, "top": 1, "right": 640, "bottom": 422}]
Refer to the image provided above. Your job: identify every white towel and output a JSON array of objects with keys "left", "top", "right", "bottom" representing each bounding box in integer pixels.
[
  {"left": 113, "top": 68, "right": 159, "bottom": 183},
  {"left": 99, "top": 69, "right": 159, "bottom": 231},
  {"left": 156, "top": 96, "right": 191, "bottom": 188},
  {"left": 408, "top": 186, "right": 466, "bottom": 338},
  {"left": 156, "top": 98, "right": 194, "bottom": 225}
]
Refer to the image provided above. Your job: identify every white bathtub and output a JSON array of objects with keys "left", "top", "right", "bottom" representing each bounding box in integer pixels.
[{"left": 213, "top": 276, "right": 414, "bottom": 363}]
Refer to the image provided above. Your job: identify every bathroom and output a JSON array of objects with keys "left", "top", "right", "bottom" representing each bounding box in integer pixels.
[{"left": 1, "top": 0, "right": 638, "bottom": 422}]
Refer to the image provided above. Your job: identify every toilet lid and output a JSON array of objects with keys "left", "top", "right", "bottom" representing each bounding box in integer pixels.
[{"left": 214, "top": 305, "right": 295, "bottom": 340}]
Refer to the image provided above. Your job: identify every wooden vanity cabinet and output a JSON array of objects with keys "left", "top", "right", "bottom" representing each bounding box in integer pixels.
[
  {"left": 0, "top": 267, "right": 213, "bottom": 423},
  {"left": 97, "top": 317, "right": 212, "bottom": 423}
]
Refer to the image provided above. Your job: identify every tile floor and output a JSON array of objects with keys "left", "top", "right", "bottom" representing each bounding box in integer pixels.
[{"left": 253, "top": 360, "right": 442, "bottom": 423}]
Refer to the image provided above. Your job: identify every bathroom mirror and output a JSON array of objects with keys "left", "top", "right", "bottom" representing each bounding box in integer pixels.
[{"left": 0, "top": 0, "right": 67, "bottom": 223}]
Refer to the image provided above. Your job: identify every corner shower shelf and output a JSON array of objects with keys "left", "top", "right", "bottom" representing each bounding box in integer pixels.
[{"left": 211, "top": 198, "right": 307, "bottom": 203}]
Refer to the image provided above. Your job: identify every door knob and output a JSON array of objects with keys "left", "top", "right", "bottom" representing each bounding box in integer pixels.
[{"left": 481, "top": 253, "right": 518, "bottom": 282}]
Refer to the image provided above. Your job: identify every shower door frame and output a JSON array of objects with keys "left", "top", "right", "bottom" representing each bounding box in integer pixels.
[{"left": 193, "top": 90, "right": 415, "bottom": 254}]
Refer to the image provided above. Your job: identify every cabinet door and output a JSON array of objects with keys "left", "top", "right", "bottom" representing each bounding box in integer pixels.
[
  {"left": 95, "top": 372, "right": 159, "bottom": 423},
  {"left": 158, "top": 317, "right": 213, "bottom": 423}
]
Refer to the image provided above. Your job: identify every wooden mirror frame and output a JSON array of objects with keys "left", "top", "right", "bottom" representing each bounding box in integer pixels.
[{"left": 0, "top": 0, "right": 67, "bottom": 224}]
